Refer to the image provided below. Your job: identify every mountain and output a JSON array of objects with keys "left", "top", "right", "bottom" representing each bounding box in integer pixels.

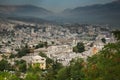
[
  {"left": 0, "top": 5, "right": 53, "bottom": 18},
  {"left": 62, "top": 0, "right": 120, "bottom": 26},
  {"left": 0, "top": 1, "right": 120, "bottom": 27}
]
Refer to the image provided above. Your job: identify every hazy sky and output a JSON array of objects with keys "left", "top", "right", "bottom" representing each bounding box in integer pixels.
[{"left": 0, "top": 0, "right": 115, "bottom": 12}]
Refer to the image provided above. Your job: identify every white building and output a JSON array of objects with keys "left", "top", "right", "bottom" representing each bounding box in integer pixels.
[{"left": 22, "top": 55, "right": 46, "bottom": 69}]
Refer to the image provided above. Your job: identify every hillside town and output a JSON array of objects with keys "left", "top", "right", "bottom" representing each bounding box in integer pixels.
[
  {"left": 0, "top": 20, "right": 115, "bottom": 67},
  {"left": 0, "top": 0, "right": 120, "bottom": 79}
]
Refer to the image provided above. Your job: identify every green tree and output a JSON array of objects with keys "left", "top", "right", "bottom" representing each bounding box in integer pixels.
[
  {"left": 39, "top": 52, "right": 47, "bottom": 58},
  {"left": 9, "top": 53, "right": 16, "bottom": 58},
  {"left": 44, "top": 60, "right": 63, "bottom": 80},
  {"left": 101, "top": 38, "right": 106, "bottom": 43},
  {"left": 35, "top": 42, "right": 44, "bottom": 49},
  {"left": 15, "top": 60, "right": 27, "bottom": 72},
  {"left": 24, "top": 72, "right": 40, "bottom": 80},
  {"left": 0, "top": 72, "right": 20, "bottom": 80},
  {"left": 112, "top": 30, "right": 120, "bottom": 41},
  {"left": 35, "top": 41, "right": 48, "bottom": 49},
  {"left": 0, "top": 59, "right": 11, "bottom": 71},
  {"left": 0, "top": 45, "right": 2, "bottom": 48},
  {"left": 57, "top": 67, "right": 70, "bottom": 80},
  {"left": 73, "top": 42, "right": 85, "bottom": 53},
  {"left": 17, "top": 47, "right": 30, "bottom": 58},
  {"left": 70, "top": 58, "right": 85, "bottom": 80},
  {"left": 51, "top": 41, "right": 55, "bottom": 45},
  {"left": 56, "top": 58, "right": 85, "bottom": 80},
  {"left": 84, "top": 42, "right": 120, "bottom": 80},
  {"left": 44, "top": 41, "right": 48, "bottom": 48}
]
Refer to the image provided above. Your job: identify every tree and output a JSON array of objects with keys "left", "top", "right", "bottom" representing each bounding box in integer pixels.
[
  {"left": 15, "top": 60, "right": 27, "bottom": 72},
  {"left": 45, "top": 60, "right": 63, "bottom": 80},
  {"left": 35, "top": 42, "right": 44, "bottom": 49},
  {"left": 9, "top": 53, "right": 16, "bottom": 58},
  {"left": 84, "top": 42, "right": 120, "bottom": 80},
  {"left": 24, "top": 72, "right": 40, "bottom": 80},
  {"left": 101, "top": 38, "right": 106, "bottom": 43},
  {"left": 0, "top": 72, "right": 20, "bottom": 80},
  {"left": 0, "top": 45, "right": 2, "bottom": 48},
  {"left": 0, "top": 59, "right": 11, "bottom": 71},
  {"left": 56, "top": 58, "right": 85, "bottom": 80},
  {"left": 73, "top": 42, "right": 85, "bottom": 53},
  {"left": 51, "top": 41, "right": 55, "bottom": 45},
  {"left": 44, "top": 41, "right": 48, "bottom": 48},
  {"left": 112, "top": 30, "right": 120, "bottom": 41},
  {"left": 70, "top": 58, "right": 85, "bottom": 80},
  {"left": 73, "top": 46, "right": 78, "bottom": 53},
  {"left": 17, "top": 47, "right": 30, "bottom": 58},
  {"left": 35, "top": 41, "right": 48, "bottom": 49},
  {"left": 57, "top": 67, "right": 70, "bottom": 80},
  {"left": 39, "top": 52, "right": 47, "bottom": 58}
]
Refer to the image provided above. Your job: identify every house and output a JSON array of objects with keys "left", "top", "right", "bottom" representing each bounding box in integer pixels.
[
  {"left": 31, "top": 55, "right": 46, "bottom": 69},
  {"left": 22, "top": 55, "right": 46, "bottom": 69}
]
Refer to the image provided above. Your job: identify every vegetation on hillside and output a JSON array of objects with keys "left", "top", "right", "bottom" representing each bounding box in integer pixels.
[
  {"left": 73, "top": 42, "right": 85, "bottom": 53},
  {"left": 0, "top": 31, "right": 120, "bottom": 80}
]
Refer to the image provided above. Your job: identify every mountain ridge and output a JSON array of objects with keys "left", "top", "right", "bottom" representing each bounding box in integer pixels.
[
  {"left": 0, "top": 4, "right": 53, "bottom": 17},
  {"left": 60, "top": 0, "right": 120, "bottom": 26},
  {"left": 0, "top": 1, "right": 120, "bottom": 27}
]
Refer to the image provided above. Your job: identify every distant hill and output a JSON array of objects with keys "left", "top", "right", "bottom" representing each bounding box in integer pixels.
[
  {"left": 0, "top": 5, "right": 53, "bottom": 18},
  {"left": 61, "top": 0, "right": 120, "bottom": 26},
  {"left": 0, "top": 1, "right": 120, "bottom": 27}
]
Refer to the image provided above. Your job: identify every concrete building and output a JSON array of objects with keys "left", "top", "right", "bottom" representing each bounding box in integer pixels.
[
  {"left": 22, "top": 55, "right": 46, "bottom": 69},
  {"left": 31, "top": 55, "right": 46, "bottom": 69}
]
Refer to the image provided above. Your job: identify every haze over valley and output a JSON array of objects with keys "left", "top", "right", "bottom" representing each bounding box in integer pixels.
[{"left": 0, "top": 0, "right": 120, "bottom": 28}]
